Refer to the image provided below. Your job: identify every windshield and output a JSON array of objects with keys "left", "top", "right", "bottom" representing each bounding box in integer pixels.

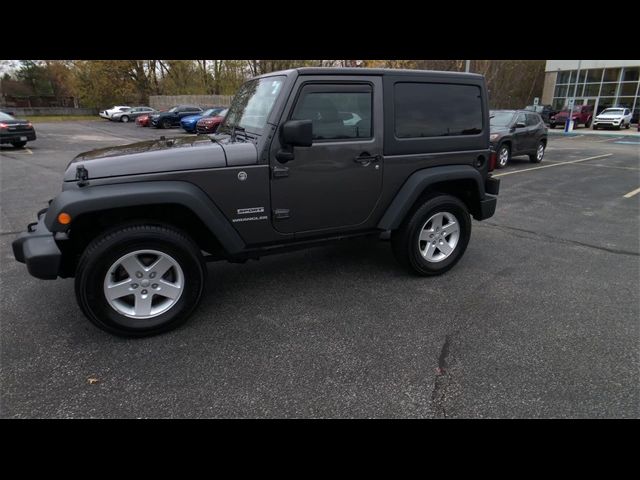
[
  {"left": 490, "top": 111, "right": 515, "bottom": 127},
  {"left": 202, "top": 108, "right": 224, "bottom": 117},
  {"left": 600, "top": 108, "right": 624, "bottom": 115},
  {"left": 0, "top": 111, "right": 15, "bottom": 121},
  {"left": 221, "top": 76, "right": 285, "bottom": 134},
  {"left": 168, "top": 106, "right": 178, "bottom": 113}
]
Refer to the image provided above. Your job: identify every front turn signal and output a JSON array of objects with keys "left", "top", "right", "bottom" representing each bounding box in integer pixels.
[{"left": 57, "top": 212, "right": 72, "bottom": 225}]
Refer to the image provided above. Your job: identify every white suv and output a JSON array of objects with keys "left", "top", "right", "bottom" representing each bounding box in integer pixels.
[
  {"left": 99, "top": 105, "right": 131, "bottom": 120},
  {"left": 592, "top": 108, "right": 632, "bottom": 130}
]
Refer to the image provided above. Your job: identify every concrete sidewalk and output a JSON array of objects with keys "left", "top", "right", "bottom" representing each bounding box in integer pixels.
[{"left": 548, "top": 125, "right": 639, "bottom": 137}]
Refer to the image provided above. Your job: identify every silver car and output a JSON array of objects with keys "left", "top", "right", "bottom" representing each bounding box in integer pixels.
[{"left": 110, "top": 107, "right": 157, "bottom": 123}]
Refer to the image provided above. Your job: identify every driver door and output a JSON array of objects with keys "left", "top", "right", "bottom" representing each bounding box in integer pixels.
[{"left": 269, "top": 77, "right": 383, "bottom": 235}]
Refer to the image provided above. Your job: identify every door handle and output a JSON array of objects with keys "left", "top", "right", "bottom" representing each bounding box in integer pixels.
[{"left": 354, "top": 154, "right": 381, "bottom": 165}]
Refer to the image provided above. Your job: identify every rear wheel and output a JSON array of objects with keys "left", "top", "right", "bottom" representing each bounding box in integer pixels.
[
  {"left": 529, "top": 141, "right": 545, "bottom": 163},
  {"left": 11, "top": 141, "right": 27, "bottom": 148},
  {"left": 391, "top": 195, "right": 471, "bottom": 276},
  {"left": 162, "top": 119, "right": 172, "bottom": 129},
  {"left": 585, "top": 118, "right": 591, "bottom": 128},
  {"left": 75, "top": 224, "right": 206, "bottom": 337}
]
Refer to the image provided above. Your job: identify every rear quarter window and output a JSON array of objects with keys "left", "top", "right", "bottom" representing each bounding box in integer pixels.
[{"left": 394, "top": 83, "right": 483, "bottom": 138}]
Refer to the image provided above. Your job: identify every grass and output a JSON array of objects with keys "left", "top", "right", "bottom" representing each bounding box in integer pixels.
[{"left": 27, "top": 115, "right": 101, "bottom": 123}]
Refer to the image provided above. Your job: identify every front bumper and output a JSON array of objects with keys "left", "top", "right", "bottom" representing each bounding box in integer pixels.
[
  {"left": 0, "top": 130, "right": 36, "bottom": 144},
  {"left": 593, "top": 120, "right": 622, "bottom": 126},
  {"left": 12, "top": 211, "right": 62, "bottom": 280}
]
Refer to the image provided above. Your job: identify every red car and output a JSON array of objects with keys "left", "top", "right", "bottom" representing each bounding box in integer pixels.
[
  {"left": 196, "top": 109, "right": 227, "bottom": 134},
  {"left": 135, "top": 114, "right": 151, "bottom": 127},
  {"left": 549, "top": 105, "right": 594, "bottom": 129}
]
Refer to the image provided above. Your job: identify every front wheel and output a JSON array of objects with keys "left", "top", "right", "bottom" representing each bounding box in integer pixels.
[
  {"left": 391, "top": 195, "right": 471, "bottom": 276},
  {"left": 75, "top": 224, "right": 206, "bottom": 337},
  {"left": 550, "top": 123, "right": 556, "bottom": 129},
  {"left": 529, "top": 141, "right": 545, "bottom": 163},
  {"left": 496, "top": 144, "right": 510, "bottom": 168},
  {"left": 120, "top": 115, "right": 130, "bottom": 123},
  {"left": 162, "top": 119, "right": 172, "bottom": 129}
]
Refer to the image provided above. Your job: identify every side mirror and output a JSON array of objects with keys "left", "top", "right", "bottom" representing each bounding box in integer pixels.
[
  {"left": 281, "top": 119, "right": 313, "bottom": 147},
  {"left": 515, "top": 122, "right": 526, "bottom": 128}
]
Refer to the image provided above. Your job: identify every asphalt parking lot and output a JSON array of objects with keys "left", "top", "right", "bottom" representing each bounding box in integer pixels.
[{"left": 1, "top": 121, "right": 638, "bottom": 418}]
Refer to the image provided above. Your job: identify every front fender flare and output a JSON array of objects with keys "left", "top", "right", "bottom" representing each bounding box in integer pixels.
[{"left": 45, "top": 181, "right": 245, "bottom": 254}]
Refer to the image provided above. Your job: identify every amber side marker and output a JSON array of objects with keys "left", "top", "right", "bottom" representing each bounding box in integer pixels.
[{"left": 57, "top": 213, "right": 72, "bottom": 225}]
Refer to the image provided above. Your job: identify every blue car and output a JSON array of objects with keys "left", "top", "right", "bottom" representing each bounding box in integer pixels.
[{"left": 180, "top": 107, "right": 226, "bottom": 133}]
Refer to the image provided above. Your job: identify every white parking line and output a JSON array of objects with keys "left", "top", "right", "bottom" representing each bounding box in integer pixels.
[
  {"left": 623, "top": 187, "right": 640, "bottom": 199},
  {"left": 494, "top": 153, "right": 613, "bottom": 177},
  {"left": 0, "top": 148, "right": 32, "bottom": 155},
  {"left": 594, "top": 136, "right": 624, "bottom": 143}
]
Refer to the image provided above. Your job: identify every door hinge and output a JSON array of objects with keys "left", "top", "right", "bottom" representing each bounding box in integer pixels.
[
  {"left": 272, "top": 165, "right": 289, "bottom": 178},
  {"left": 273, "top": 209, "right": 290, "bottom": 220}
]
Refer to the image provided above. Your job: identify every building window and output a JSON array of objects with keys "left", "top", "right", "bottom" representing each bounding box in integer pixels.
[
  {"left": 557, "top": 71, "right": 571, "bottom": 84},
  {"left": 602, "top": 68, "right": 621, "bottom": 82},
  {"left": 620, "top": 82, "right": 639, "bottom": 96},
  {"left": 586, "top": 69, "right": 603, "bottom": 83},
  {"left": 600, "top": 83, "right": 618, "bottom": 96},
  {"left": 622, "top": 67, "right": 639, "bottom": 82},
  {"left": 554, "top": 85, "right": 568, "bottom": 97},
  {"left": 584, "top": 83, "right": 601, "bottom": 96}
]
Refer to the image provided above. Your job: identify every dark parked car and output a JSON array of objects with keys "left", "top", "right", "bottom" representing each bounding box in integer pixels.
[
  {"left": 150, "top": 105, "right": 203, "bottom": 129},
  {"left": 1, "top": 109, "right": 16, "bottom": 116},
  {"left": 195, "top": 109, "right": 228, "bottom": 134},
  {"left": 524, "top": 104, "right": 556, "bottom": 124},
  {"left": 0, "top": 111, "right": 36, "bottom": 148},
  {"left": 550, "top": 105, "right": 593, "bottom": 129},
  {"left": 13, "top": 68, "right": 500, "bottom": 337},
  {"left": 489, "top": 110, "right": 547, "bottom": 168},
  {"left": 111, "top": 106, "right": 156, "bottom": 123}
]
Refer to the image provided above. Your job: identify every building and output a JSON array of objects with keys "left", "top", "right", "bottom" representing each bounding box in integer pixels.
[{"left": 541, "top": 60, "right": 640, "bottom": 121}]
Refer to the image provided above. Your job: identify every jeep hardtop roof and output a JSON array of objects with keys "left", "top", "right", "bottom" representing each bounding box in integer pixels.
[{"left": 255, "top": 67, "right": 485, "bottom": 80}]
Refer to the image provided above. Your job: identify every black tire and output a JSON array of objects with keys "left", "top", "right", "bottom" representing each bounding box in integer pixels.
[
  {"left": 529, "top": 141, "right": 545, "bottom": 163},
  {"left": 625, "top": 122, "right": 630, "bottom": 129},
  {"left": 120, "top": 115, "right": 130, "bottom": 123},
  {"left": 11, "top": 141, "right": 27, "bottom": 148},
  {"left": 550, "top": 123, "right": 556, "bottom": 129},
  {"left": 162, "top": 119, "right": 172, "bottom": 129},
  {"left": 593, "top": 124, "right": 598, "bottom": 130},
  {"left": 391, "top": 195, "right": 471, "bottom": 276},
  {"left": 75, "top": 224, "right": 206, "bottom": 337},
  {"left": 496, "top": 143, "right": 510, "bottom": 168},
  {"left": 585, "top": 118, "right": 592, "bottom": 128}
]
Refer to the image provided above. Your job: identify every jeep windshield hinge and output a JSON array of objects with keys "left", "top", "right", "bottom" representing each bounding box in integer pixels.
[{"left": 75, "top": 165, "right": 90, "bottom": 187}]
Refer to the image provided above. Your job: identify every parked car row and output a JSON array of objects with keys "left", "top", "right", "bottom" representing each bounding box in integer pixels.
[{"left": 99, "top": 104, "right": 228, "bottom": 134}]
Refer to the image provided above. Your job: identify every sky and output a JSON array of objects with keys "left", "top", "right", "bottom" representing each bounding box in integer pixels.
[{"left": 0, "top": 60, "right": 21, "bottom": 76}]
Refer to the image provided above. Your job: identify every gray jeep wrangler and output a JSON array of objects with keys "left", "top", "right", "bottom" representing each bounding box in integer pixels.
[{"left": 12, "top": 68, "right": 500, "bottom": 337}]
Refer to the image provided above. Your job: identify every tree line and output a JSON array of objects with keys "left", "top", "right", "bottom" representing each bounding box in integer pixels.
[{"left": 0, "top": 60, "right": 545, "bottom": 109}]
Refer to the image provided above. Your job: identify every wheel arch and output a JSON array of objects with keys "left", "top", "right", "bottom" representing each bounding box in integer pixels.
[
  {"left": 46, "top": 181, "right": 245, "bottom": 259},
  {"left": 378, "top": 165, "right": 487, "bottom": 230}
]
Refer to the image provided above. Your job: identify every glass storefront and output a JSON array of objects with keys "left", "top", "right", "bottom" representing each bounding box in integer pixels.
[{"left": 552, "top": 66, "right": 640, "bottom": 120}]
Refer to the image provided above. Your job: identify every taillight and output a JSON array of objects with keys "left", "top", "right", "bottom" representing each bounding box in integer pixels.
[
  {"left": 488, "top": 151, "right": 497, "bottom": 172},
  {"left": 27, "top": 122, "right": 33, "bottom": 128},
  {"left": 0, "top": 122, "right": 8, "bottom": 130}
]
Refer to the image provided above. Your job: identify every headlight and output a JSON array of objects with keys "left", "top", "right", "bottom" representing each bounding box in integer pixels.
[{"left": 490, "top": 133, "right": 500, "bottom": 141}]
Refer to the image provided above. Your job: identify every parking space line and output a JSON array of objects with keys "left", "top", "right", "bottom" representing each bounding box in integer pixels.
[
  {"left": 0, "top": 148, "right": 33, "bottom": 155},
  {"left": 623, "top": 187, "right": 640, "bottom": 199},
  {"left": 541, "top": 160, "right": 639, "bottom": 171},
  {"left": 594, "top": 136, "right": 624, "bottom": 143},
  {"left": 494, "top": 153, "right": 613, "bottom": 177}
]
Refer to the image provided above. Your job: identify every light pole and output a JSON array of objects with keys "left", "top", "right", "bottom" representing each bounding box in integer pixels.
[{"left": 566, "top": 59, "right": 582, "bottom": 132}]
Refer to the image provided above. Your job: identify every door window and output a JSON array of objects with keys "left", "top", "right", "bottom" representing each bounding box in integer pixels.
[
  {"left": 525, "top": 114, "right": 539, "bottom": 126},
  {"left": 515, "top": 113, "right": 526, "bottom": 126},
  {"left": 291, "top": 87, "right": 372, "bottom": 140}
]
